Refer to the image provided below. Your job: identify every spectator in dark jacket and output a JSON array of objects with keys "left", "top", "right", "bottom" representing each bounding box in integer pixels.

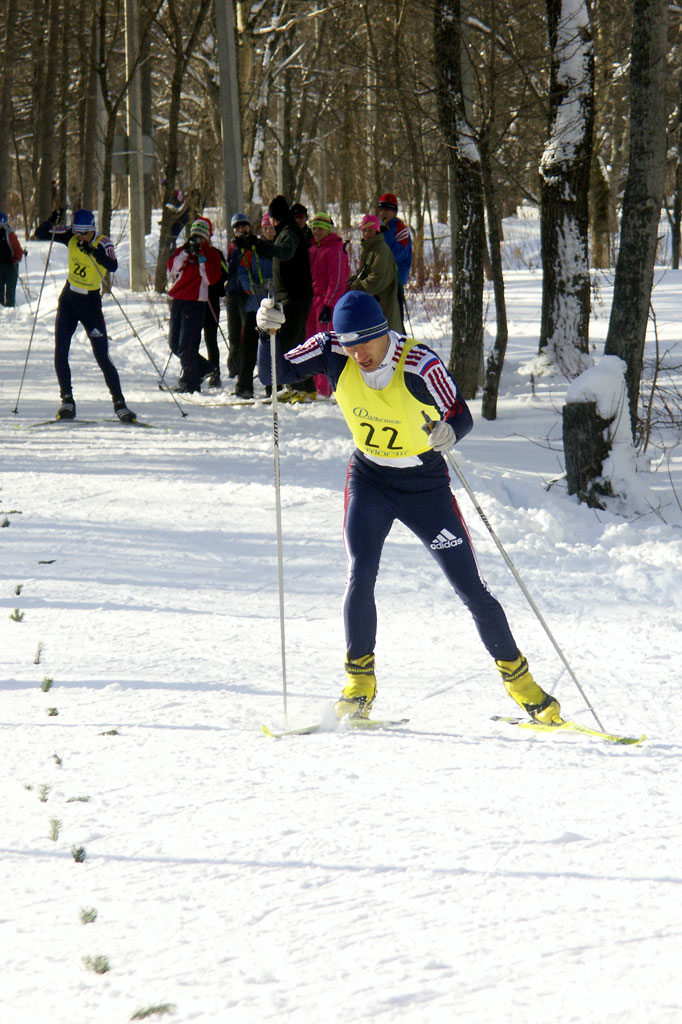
[
  {"left": 254, "top": 195, "right": 315, "bottom": 399},
  {"left": 291, "top": 202, "right": 314, "bottom": 246}
]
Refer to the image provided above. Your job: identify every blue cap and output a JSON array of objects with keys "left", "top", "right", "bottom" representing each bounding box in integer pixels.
[
  {"left": 0, "top": 212, "right": 8, "bottom": 226},
  {"left": 332, "top": 292, "right": 389, "bottom": 345},
  {"left": 231, "top": 212, "right": 250, "bottom": 228},
  {"left": 72, "top": 209, "right": 96, "bottom": 233}
]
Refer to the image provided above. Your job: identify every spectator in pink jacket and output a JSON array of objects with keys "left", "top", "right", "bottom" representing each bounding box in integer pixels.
[
  {"left": 306, "top": 212, "right": 349, "bottom": 397},
  {"left": 306, "top": 212, "right": 349, "bottom": 334}
]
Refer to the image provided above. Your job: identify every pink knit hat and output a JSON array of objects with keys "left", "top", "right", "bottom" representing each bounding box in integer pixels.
[{"left": 360, "top": 214, "right": 381, "bottom": 231}]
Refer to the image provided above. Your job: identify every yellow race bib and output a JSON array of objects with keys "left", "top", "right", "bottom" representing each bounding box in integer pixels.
[
  {"left": 67, "top": 235, "right": 107, "bottom": 291},
  {"left": 335, "top": 340, "right": 434, "bottom": 458}
]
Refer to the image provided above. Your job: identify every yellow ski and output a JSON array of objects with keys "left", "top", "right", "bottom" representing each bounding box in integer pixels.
[
  {"left": 492, "top": 715, "right": 645, "bottom": 746},
  {"left": 262, "top": 718, "right": 409, "bottom": 739}
]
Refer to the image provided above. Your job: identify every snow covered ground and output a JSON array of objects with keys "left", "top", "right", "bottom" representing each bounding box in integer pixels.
[{"left": 1, "top": 219, "right": 682, "bottom": 1024}]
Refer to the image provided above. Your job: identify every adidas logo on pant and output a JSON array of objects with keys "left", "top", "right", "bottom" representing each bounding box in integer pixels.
[{"left": 430, "top": 528, "right": 463, "bottom": 550}]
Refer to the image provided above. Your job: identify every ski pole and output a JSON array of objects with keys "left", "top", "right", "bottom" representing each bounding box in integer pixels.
[
  {"left": 422, "top": 412, "right": 604, "bottom": 731},
  {"left": 105, "top": 286, "right": 188, "bottom": 417},
  {"left": 158, "top": 348, "right": 173, "bottom": 385},
  {"left": 12, "top": 229, "right": 55, "bottom": 414},
  {"left": 19, "top": 251, "right": 32, "bottom": 311},
  {"left": 88, "top": 257, "right": 188, "bottom": 418},
  {"left": 205, "top": 293, "right": 230, "bottom": 356},
  {"left": 266, "top": 290, "right": 288, "bottom": 721},
  {"left": 403, "top": 287, "right": 415, "bottom": 337}
]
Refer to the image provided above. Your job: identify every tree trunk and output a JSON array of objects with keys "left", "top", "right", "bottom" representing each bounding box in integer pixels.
[
  {"left": 80, "top": 16, "right": 100, "bottom": 210},
  {"left": 480, "top": 129, "right": 509, "bottom": 421},
  {"left": 57, "top": 13, "right": 69, "bottom": 209},
  {"left": 538, "top": 0, "right": 594, "bottom": 378},
  {"left": 604, "top": 0, "right": 669, "bottom": 435},
  {"left": 35, "top": 0, "right": 60, "bottom": 224},
  {"left": 0, "top": 0, "right": 18, "bottom": 208},
  {"left": 562, "top": 401, "right": 613, "bottom": 508},
  {"left": 590, "top": 152, "right": 611, "bottom": 269},
  {"left": 433, "top": 0, "right": 485, "bottom": 399},
  {"left": 669, "top": 70, "right": 682, "bottom": 269}
]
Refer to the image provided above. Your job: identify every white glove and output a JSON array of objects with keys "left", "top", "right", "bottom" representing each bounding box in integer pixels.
[
  {"left": 256, "top": 297, "right": 286, "bottom": 334},
  {"left": 423, "top": 418, "right": 456, "bottom": 451}
]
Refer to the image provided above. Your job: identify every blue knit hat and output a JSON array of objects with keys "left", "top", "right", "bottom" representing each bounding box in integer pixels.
[
  {"left": 333, "top": 292, "right": 389, "bottom": 346},
  {"left": 72, "top": 209, "right": 96, "bottom": 233}
]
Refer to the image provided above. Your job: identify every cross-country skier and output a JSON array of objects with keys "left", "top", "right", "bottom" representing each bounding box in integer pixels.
[
  {"left": 256, "top": 290, "right": 562, "bottom": 725},
  {"left": 34, "top": 209, "right": 135, "bottom": 421}
]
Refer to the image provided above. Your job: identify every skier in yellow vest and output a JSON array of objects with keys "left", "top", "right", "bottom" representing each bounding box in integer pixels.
[
  {"left": 34, "top": 208, "right": 135, "bottom": 421},
  {"left": 256, "top": 290, "right": 562, "bottom": 725}
]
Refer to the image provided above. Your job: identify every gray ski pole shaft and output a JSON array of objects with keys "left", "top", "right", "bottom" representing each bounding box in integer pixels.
[
  {"left": 106, "top": 287, "right": 188, "bottom": 417},
  {"left": 422, "top": 412, "right": 604, "bottom": 730},
  {"left": 19, "top": 252, "right": 32, "bottom": 311},
  {"left": 269, "top": 326, "right": 288, "bottom": 721},
  {"left": 205, "top": 294, "right": 230, "bottom": 353},
  {"left": 12, "top": 230, "right": 55, "bottom": 414},
  {"left": 159, "top": 349, "right": 173, "bottom": 384},
  {"left": 89, "top": 259, "right": 187, "bottom": 418}
]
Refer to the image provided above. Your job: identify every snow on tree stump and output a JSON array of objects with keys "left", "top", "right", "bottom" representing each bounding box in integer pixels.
[{"left": 562, "top": 401, "right": 614, "bottom": 508}]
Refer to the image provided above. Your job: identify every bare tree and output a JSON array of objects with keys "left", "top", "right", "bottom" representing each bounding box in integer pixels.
[
  {"left": 537, "top": 0, "right": 594, "bottom": 378},
  {"left": 563, "top": 0, "right": 669, "bottom": 504},
  {"left": 152, "top": 0, "right": 212, "bottom": 292},
  {"left": 603, "top": 0, "right": 669, "bottom": 433},
  {"left": 0, "top": 0, "right": 19, "bottom": 209},
  {"left": 433, "top": 0, "right": 485, "bottom": 398}
]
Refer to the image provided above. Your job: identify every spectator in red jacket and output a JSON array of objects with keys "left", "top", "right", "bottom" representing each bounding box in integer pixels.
[
  {"left": 166, "top": 218, "right": 224, "bottom": 393},
  {"left": 0, "top": 213, "right": 25, "bottom": 307}
]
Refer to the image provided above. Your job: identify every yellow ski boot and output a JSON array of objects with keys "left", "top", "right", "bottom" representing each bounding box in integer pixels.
[
  {"left": 496, "top": 652, "right": 563, "bottom": 725},
  {"left": 334, "top": 653, "right": 377, "bottom": 719}
]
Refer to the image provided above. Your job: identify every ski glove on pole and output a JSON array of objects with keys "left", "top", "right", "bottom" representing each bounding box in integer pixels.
[
  {"left": 257, "top": 297, "right": 286, "bottom": 333},
  {"left": 422, "top": 418, "right": 457, "bottom": 451}
]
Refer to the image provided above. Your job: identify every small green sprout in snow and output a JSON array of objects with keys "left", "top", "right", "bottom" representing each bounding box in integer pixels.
[{"left": 83, "top": 955, "right": 110, "bottom": 974}]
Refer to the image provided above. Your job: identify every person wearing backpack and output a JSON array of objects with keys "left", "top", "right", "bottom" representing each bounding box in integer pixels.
[{"left": 0, "top": 213, "right": 25, "bottom": 307}]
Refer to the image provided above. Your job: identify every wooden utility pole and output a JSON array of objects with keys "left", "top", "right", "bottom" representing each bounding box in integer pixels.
[
  {"left": 215, "top": 0, "right": 243, "bottom": 221},
  {"left": 125, "top": 0, "right": 147, "bottom": 290}
]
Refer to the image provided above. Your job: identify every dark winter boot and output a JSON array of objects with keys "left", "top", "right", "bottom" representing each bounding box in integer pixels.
[
  {"left": 57, "top": 395, "right": 76, "bottom": 420},
  {"left": 113, "top": 398, "right": 136, "bottom": 423}
]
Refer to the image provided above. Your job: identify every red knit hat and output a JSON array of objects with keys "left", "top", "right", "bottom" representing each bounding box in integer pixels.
[{"left": 378, "top": 193, "right": 398, "bottom": 211}]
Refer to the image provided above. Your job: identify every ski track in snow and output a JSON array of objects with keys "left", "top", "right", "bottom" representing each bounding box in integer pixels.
[{"left": 1, "top": 225, "right": 682, "bottom": 1023}]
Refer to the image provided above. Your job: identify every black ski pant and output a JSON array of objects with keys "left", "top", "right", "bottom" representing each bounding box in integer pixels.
[
  {"left": 0, "top": 263, "right": 18, "bottom": 306},
  {"left": 343, "top": 451, "right": 518, "bottom": 663},
  {"left": 226, "top": 292, "right": 247, "bottom": 378},
  {"left": 168, "top": 298, "right": 212, "bottom": 389},
  {"left": 54, "top": 285, "right": 123, "bottom": 400},
  {"left": 236, "top": 310, "right": 259, "bottom": 394},
  {"left": 280, "top": 296, "right": 315, "bottom": 393},
  {"left": 202, "top": 283, "right": 223, "bottom": 372}
]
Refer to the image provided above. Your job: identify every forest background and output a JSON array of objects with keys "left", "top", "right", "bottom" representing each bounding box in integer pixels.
[{"left": 1, "top": 0, "right": 680, "bottom": 497}]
